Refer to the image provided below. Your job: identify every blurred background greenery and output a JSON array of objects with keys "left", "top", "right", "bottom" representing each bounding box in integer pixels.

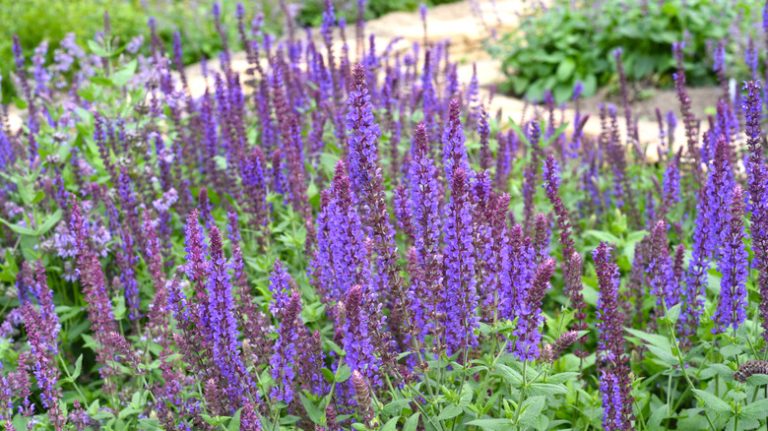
[
  {"left": 489, "top": 0, "right": 761, "bottom": 103},
  {"left": 0, "top": 0, "right": 458, "bottom": 102}
]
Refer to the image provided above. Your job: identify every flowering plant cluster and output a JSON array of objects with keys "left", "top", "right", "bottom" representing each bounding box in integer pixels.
[{"left": 1, "top": 2, "right": 768, "bottom": 431}]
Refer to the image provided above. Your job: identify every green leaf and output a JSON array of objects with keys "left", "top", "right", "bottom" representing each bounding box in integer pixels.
[
  {"left": 112, "top": 60, "right": 137, "bottom": 87},
  {"left": 0, "top": 218, "right": 37, "bottom": 236},
  {"left": 495, "top": 363, "right": 523, "bottom": 386},
  {"left": 741, "top": 399, "right": 768, "bottom": 421},
  {"left": 556, "top": 58, "right": 576, "bottom": 81},
  {"left": 380, "top": 417, "right": 399, "bottom": 431},
  {"left": 70, "top": 355, "right": 83, "bottom": 381},
  {"left": 459, "top": 383, "right": 473, "bottom": 407},
  {"left": 438, "top": 404, "right": 463, "bottom": 420},
  {"left": 625, "top": 328, "right": 672, "bottom": 351},
  {"left": 692, "top": 389, "right": 730, "bottom": 414},
  {"left": 300, "top": 394, "right": 324, "bottom": 424},
  {"left": 382, "top": 399, "right": 410, "bottom": 416},
  {"left": 584, "top": 230, "right": 621, "bottom": 245},
  {"left": 403, "top": 413, "right": 419, "bottom": 431},
  {"left": 466, "top": 418, "right": 514, "bottom": 430},
  {"left": 321, "top": 368, "right": 335, "bottom": 383},
  {"left": 529, "top": 383, "right": 568, "bottom": 396},
  {"left": 546, "top": 372, "right": 581, "bottom": 384},
  {"left": 648, "top": 403, "right": 667, "bottom": 429},
  {"left": 87, "top": 40, "right": 110, "bottom": 57},
  {"left": 745, "top": 374, "right": 768, "bottom": 386},
  {"left": 518, "top": 395, "right": 546, "bottom": 426},
  {"left": 36, "top": 210, "right": 62, "bottom": 236},
  {"left": 335, "top": 365, "right": 351, "bottom": 383}
]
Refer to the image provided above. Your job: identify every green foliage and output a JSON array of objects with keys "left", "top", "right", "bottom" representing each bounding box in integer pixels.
[
  {"left": 489, "top": 0, "right": 759, "bottom": 102},
  {"left": 296, "top": 0, "right": 459, "bottom": 27},
  {"left": 0, "top": 0, "right": 279, "bottom": 102}
]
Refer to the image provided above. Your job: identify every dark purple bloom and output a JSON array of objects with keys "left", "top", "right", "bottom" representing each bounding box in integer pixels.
[
  {"left": 543, "top": 154, "right": 587, "bottom": 335},
  {"left": 743, "top": 81, "right": 768, "bottom": 341},
  {"left": 270, "top": 290, "right": 302, "bottom": 404},
  {"left": 512, "top": 257, "right": 555, "bottom": 361},
  {"left": 345, "top": 64, "right": 381, "bottom": 199},
  {"left": 19, "top": 263, "right": 65, "bottom": 430},
  {"left": 206, "top": 227, "right": 251, "bottom": 405},
  {"left": 339, "top": 285, "right": 382, "bottom": 386},
  {"left": 478, "top": 106, "right": 492, "bottom": 171},
  {"left": 593, "top": 243, "right": 633, "bottom": 431},
  {"left": 407, "top": 123, "right": 443, "bottom": 343},
  {"left": 713, "top": 185, "right": 748, "bottom": 333},
  {"left": 442, "top": 99, "right": 470, "bottom": 185},
  {"left": 69, "top": 201, "right": 134, "bottom": 380},
  {"left": 648, "top": 220, "right": 679, "bottom": 309},
  {"left": 442, "top": 168, "right": 478, "bottom": 356},
  {"left": 521, "top": 121, "right": 541, "bottom": 232},
  {"left": 310, "top": 161, "right": 370, "bottom": 304}
]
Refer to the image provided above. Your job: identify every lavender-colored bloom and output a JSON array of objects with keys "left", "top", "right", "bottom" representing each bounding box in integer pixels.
[
  {"left": 594, "top": 243, "right": 633, "bottom": 431},
  {"left": 648, "top": 221, "right": 679, "bottom": 308},
  {"left": 269, "top": 260, "right": 295, "bottom": 319},
  {"left": 746, "top": 38, "right": 759, "bottom": 80},
  {"left": 742, "top": 81, "right": 768, "bottom": 341},
  {"left": 681, "top": 136, "right": 733, "bottom": 338},
  {"left": 69, "top": 201, "right": 134, "bottom": 377},
  {"left": 522, "top": 121, "right": 541, "bottom": 232},
  {"left": 512, "top": 257, "right": 555, "bottom": 360},
  {"left": 310, "top": 161, "right": 370, "bottom": 303},
  {"left": 172, "top": 31, "right": 188, "bottom": 89},
  {"left": 672, "top": 63, "right": 700, "bottom": 176},
  {"left": 478, "top": 106, "right": 492, "bottom": 171},
  {"left": 407, "top": 123, "right": 443, "bottom": 342},
  {"left": 20, "top": 263, "right": 65, "bottom": 429},
  {"left": 661, "top": 150, "right": 681, "bottom": 214},
  {"left": 442, "top": 168, "right": 478, "bottom": 355},
  {"left": 543, "top": 154, "right": 587, "bottom": 334},
  {"left": 206, "top": 227, "right": 250, "bottom": 405},
  {"left": 572, "top": 81, "right": 584, "bottom": 100},
  {"left": 713, "top": 185, "right": 748, "bottom": 333},
  {"left": 666, "top": 111, "right": 677, "bottom": 147},
  {"left": 270, "top": 290, "right": 302, "bottom": 403},
  {"left": 32, "top": 41, "right": 50, "bottom": 99},
  {"left": 594, "top": 243, "right": 624, "bottom": 363},
  {"left": 442, "top": 99, "right": 470, "bottom": 185},
  {"left": 340, "top": 285, "right": 381, "bottom": 385},
  {"left": 346, "top": 64, "right": 381, "bottom": 199}
]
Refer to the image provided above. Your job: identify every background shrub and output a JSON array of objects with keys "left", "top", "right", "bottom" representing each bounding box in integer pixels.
[{"left": 490, "top": 0, "right": 759, "bottom": 103}]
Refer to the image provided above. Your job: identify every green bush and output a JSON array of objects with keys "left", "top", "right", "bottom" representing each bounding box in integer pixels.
[
  {"left": 490, "top": 0, "right": 759, "bottom": 103},
  {"left": 296, "top": 0, "right": 459, "bottom": 28},
  {"left": 0, "top": 0, "right": 280, "bottom": 102}
]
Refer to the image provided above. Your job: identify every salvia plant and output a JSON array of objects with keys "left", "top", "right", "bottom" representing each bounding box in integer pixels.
[{"left": 2, "top": 1, "right": 768, "bottom": 431}]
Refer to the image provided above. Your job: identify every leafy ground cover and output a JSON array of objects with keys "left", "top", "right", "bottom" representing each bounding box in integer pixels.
[
  {"left": 1, "top": 1, "right": 768, "bottom": 431},
  {"left": 490, "top": 0, "right": 759, "bottom": 103}
]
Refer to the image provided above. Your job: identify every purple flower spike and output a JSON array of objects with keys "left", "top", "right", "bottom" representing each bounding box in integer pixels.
[
  {"left": 648, "top": 220, "right": 679, "bottom": 309},
  {"left": 270, "top": 290, "right": 302, "bottom": 404},
  {"left": 346, "top": 63, "right": 381, "bottom": 199},
  {"left": 713, "top": 185, "right": 748, "bottom": 333},
  {"left": 442, "top": 99, "right": 470, "bottom": 185},
  {"left": 593, "top": 243, "right": 633, "bottom": 431},
  {"left": 513, "top": 258, "right": 555, "bottom": 361},
  {"left": 443, "top": 167, "right": 478, "bottom": 356},
  {"left": 340, "top": 285, "right": 382, "bottom": 386}
]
